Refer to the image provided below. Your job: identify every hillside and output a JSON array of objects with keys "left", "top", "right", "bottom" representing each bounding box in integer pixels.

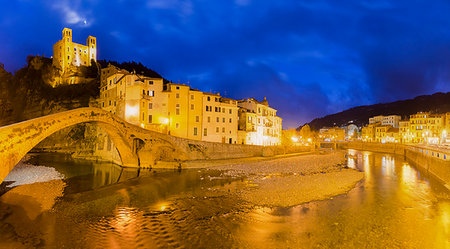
[{"left": 304, "top": 92, "right": 450, "bottom": 130}]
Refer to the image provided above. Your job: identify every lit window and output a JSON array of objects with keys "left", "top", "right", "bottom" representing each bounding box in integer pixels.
[{"left": 149, "top": 91, "right": 154, "bottom": 97}]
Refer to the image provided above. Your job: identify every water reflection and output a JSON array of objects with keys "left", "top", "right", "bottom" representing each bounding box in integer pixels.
[{"left": 0, "top": 151, "right": 449, "bottom": 248}]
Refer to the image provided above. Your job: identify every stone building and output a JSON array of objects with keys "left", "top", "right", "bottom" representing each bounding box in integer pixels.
[
  {"left": 53, "top": 28, "right": 97, "bottom": 72},
  {"left": 202, "top": 93, "right": 239, "bottom": 144},
  {"left": 99, "top": 65, "right": 168, "bottom": 133},
  {"left": 237, "top": 98, "right": 282, "bottom": 146}
]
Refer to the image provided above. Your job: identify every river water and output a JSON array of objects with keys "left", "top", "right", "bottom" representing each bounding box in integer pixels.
[{"left": 0, "top": 150, "right": 449, "bottom": 248}]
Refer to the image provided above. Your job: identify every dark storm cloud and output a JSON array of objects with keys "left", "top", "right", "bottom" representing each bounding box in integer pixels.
[{"left": 1, "top": 0, "right": 450, "bottom": 128}]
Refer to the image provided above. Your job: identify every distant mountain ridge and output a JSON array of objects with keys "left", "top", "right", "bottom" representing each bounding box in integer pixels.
[{"left": 303, "top": 92, "right": 450, "bottom": 131}]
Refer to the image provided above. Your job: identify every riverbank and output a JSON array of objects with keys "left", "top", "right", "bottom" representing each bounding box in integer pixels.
[{"left": 213, "top": 151, "right": 364, "bottom": 207}]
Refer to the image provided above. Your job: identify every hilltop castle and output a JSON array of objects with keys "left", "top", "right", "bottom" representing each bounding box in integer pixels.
[{"left": 52, "top": 28, "right": 97, "bottom": 72}]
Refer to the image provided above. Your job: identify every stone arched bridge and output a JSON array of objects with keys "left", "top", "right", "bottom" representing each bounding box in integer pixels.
[{"left": 0, "top": 107, "right": 190, "bottom": 184}]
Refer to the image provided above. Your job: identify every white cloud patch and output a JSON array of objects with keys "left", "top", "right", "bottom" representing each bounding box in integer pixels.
[{"left": 52, "top": 0, "right": 92, "bottom": 26}]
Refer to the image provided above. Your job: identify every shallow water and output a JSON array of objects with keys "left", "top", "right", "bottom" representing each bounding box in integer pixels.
[{"left": 0, "top": 150, "right": 449, "bottom": 248}]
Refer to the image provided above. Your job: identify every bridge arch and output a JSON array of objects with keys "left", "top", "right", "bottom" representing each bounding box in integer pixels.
[{"left": 0, "top": 108, "right": 181, "bottom": 184}]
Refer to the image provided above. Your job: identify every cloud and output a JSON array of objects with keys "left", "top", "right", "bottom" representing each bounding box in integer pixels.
[{"left": 51, "top": 0, "right": 92, "bottom": 26}]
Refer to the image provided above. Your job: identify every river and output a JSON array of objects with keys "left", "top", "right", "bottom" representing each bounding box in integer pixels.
[{"left": 0, "top": 150, "right": 449, "bottom": 248}]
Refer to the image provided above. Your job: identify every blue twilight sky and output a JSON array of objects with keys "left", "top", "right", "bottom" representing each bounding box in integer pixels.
[{"left": 1, "top": 0, "right": 450, "bottom": 128}]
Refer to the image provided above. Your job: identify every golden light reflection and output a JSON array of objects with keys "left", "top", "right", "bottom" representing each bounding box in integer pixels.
[{"left": 363, "top": 152, "right": 371, "bottom": 181}]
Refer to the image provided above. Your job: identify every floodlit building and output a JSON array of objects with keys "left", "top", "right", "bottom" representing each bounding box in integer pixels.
[
  {"left": 165, "top": 83, "right": 205, "bottom": 140},
  {"left": 409, "top": 112, "right": 444, "bottom": 144},
  {"left": 237, "top": 98, "right": 282, "bottom": 145},
  {"left": 53, "top": 28, "right": 97, "bottom": 72},
  {"left": 399, "top": 120, "right": 410, "bottom": 143},
  {"left": 202, "top": 93, "right": 239, "bottom": 144},
  {"left": 369, "top": 115, "right": 401, "bottom": 128},
  {"left": 361, "top": 123, "right": 380, "bottom": 142},
  {"left": 375, "top": 125, "right": 393, "bottom": 143},
  {"left": 99, "top": 65, "right": 168, "bottom": 133},
  {"left": 319, "top": 127, "right": 346, "bottom": 141}
]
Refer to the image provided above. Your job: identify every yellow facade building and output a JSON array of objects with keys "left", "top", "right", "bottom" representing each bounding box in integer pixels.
[
  {"left": 237, "top": 98, "right": 282, "bottom": 146},
  {"left": 410, "top": 112, "right": 444, "bottom": 144},
  {"left": 165, "top": 83, "right": 204, "bottom": 140},
  {"left": 53, "top": 28, "right": 97, "bottom": 72},
  {"left": 399, "top": 120, "right": 410, "bottom": 143},
  {"left": 99, "top": 66, "right": 283, "bottom": 146},
  {"left": 361, "top": 123, "right": 380, "bottom": 142},
  {"left": 99, "top": 65, "right": 168, "bottom": 133},
  {"left": 319, "top": 127, "right": 346, "bottom": 141},
  {"left": 202, "top": 93, "right": 239, "bottom": 144}
]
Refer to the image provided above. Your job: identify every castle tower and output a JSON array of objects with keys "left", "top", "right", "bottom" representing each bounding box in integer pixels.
[
  {"left": 52, "top": 27, "right": 97, "bottom": 73},
  {"left": 87, "top": 35, "right": 97, "bottom": 65}
]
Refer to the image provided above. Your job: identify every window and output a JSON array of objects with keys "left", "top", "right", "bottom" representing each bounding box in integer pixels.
[
  {"left": 196, "top": 116, "right": 200, "bottom": 122},
  {"left": 74, "top": 48, "right": 77, "bottom": 51},
  {"left": 216, "top": 117, "right": 219, "bottom": 122},
  {"left": 149, "top": 103, "right": 153, "bottom": 109},
  {"left": 176, "top": 123, "right": 179, "bottom": 128},
  {"left": 176, "top": 86, "right": 180, "bottom": 90},
  {"left": 149, "top": 81, "right": 153, "bottom": 85},
  {"left": 149, "top": 115, "right": 152, "bottom": 123},
  {"left": 176, "top": 93, "right": 180, "bottom": 98},
  {"left": 149, "top": 91, "right": 154, "bottom": 97},
  {"left": 194, "top": 127, "right": 198, "bottom": 136},
  {"left": 216, "top": 127, "right": 219, "bottom": 133},
  {"left": 222, "top": 127, "right": 225, "bottom": 133},
  {"left": 176, "top": 109, "right": 180, "bottom": 115},
  {"left": 109, "top": 100, "right": 111, "bottom": 106},
  {"left": 229, "top": 109, "right": 232, "bottom": 114},
  {"left": 223, "top": 118, "right": 225, "bottom": 123},
  {"left": 222, "top": 108, "right": 225, "bottom": 113},
  {"left": 143, "top": 90, "right": 145, "bottom": 95},
  {"left": 191, "top": 95, "right": 194, "bottom": 100},
  {"left": 207, "top": 96, "right": 211, "bottom": 101},
  {"left": 204, "top": 128, "right": 208, "bottom": 136},
  {"left": 191, "top": 104, "right": 194, "bottom": 110},
  {"left": 208, "top": 117, "right": 211, "bottom": 122},
  {"left": 229, "top": 118, "right": 232, "bottom": 123}
]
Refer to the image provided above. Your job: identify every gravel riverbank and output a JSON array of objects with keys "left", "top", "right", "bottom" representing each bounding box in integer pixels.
[{"left": 213, "top": 151, "right": 364, "bottom": 207}]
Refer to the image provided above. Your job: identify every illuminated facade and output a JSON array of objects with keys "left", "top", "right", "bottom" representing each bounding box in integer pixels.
[
  {"left": 237, "top": 98, "right": 282, "bottom": 146},
  {"left": 165, "top": 83, "right": 205, "bottom": 141},
  {"left": 53, "top": 28, "right": 97, "bottom": 72},
  {"left": 399, "top": 120, "right": 410, "bottom": 143},
  {"left": 361, "top": 123, "right": 380, "bottom": 142},
  {"left": 202, "top": 93, "right": 239, "bottom": 144},
  {"left": 410, "top": 112, "right": 444, "bottom": 144},
  {"left": 319, "top": 127, "right": 346, "bottom": 141},
  {"left": 99, "top": 65, "right": 168, "bottom": 133},
  {"left": 369, "top": 115, "right": 401, "bottom": 128}
]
